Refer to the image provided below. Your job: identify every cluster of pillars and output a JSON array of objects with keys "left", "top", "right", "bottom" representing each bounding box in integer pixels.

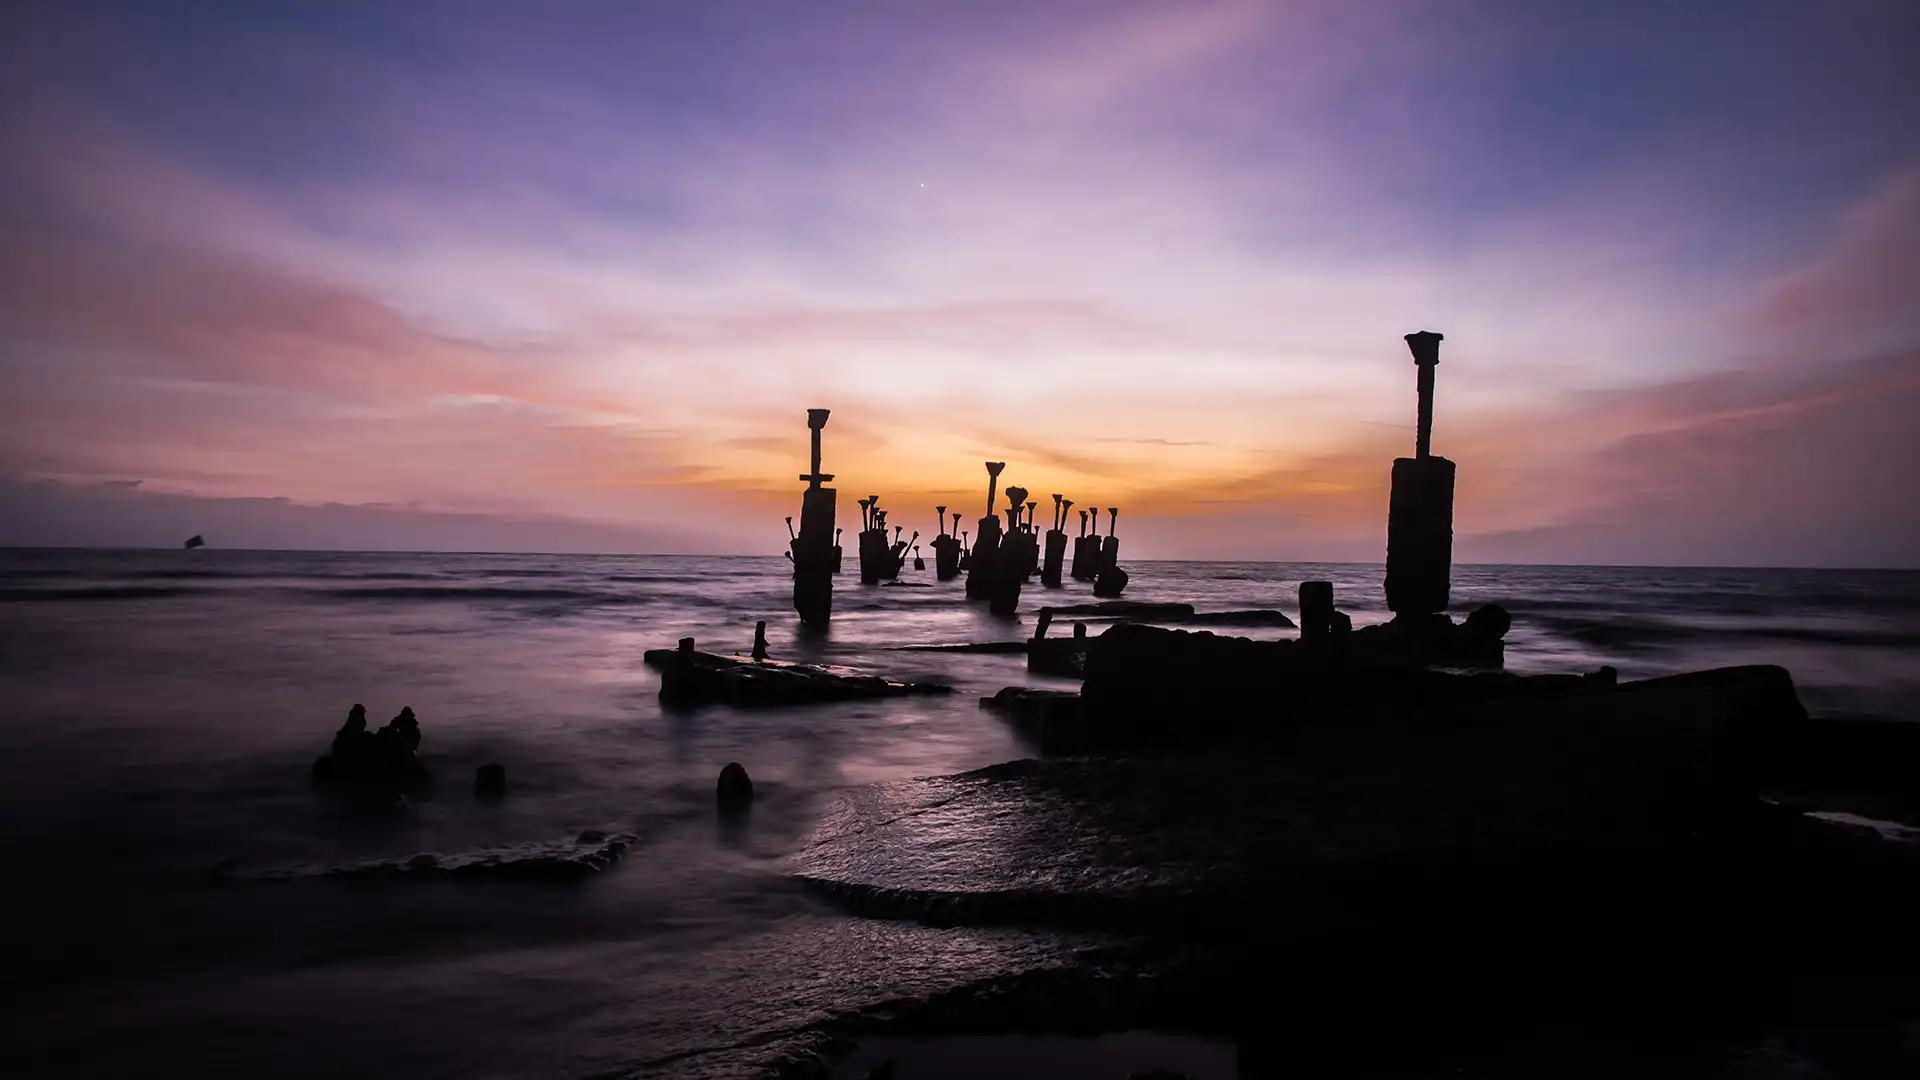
[
  {"left": 1069, "top": 505, "right": 1127, "bottom": 596},
  {"left": 853, "top": 494, "right": 916, "bottom": 585},
  {"left": 955, "top": 468, "right": 1130, "bottom": 615}
]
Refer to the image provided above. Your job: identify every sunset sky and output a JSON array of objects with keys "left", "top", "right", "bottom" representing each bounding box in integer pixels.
[{"left": 3, "top": 2, "right": 1916, "bottom": 564}]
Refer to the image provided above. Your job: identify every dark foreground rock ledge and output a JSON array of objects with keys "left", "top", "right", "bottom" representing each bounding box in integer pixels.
[{"left": 789, "top": 660, "right": 1920, "bottom": 1077}]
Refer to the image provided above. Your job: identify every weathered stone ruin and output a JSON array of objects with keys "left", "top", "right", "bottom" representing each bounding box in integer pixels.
[{"left": 645, "top": 636, "right": 951, "bottom": 707}]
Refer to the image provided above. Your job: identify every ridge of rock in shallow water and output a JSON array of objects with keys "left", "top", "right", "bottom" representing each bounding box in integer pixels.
[
  {"left": 784, "top": 661, "right": 1920, "bottom": 1077},
  {"left": 242, "top": 831, "right": 639, "bottom": 883}
]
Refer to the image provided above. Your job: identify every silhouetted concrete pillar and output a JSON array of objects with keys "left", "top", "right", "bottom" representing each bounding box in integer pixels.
[
  {"left": 1041, "top": 497, "right": 1070, "bottom": 588},
  {"left": 966, "top": 463, "right": 1006, "bottom": 601},
  {"left": 990, "top": 486, "right": 1030, "bottom": 615},
  {"left": 1385, "top": 332, "right": 1454, "bottom": 615},
  {"left": 932, "top": 505, "right": 962, "bottom": 581},
  {"left": 1098, "top": 509, "right": 1120, "bottom": 575},
  {"left": 791, "top": 409, "right": 836, "bottom": 625},
  {"left": 1071, "top": 510, "right": 1097, "bottom": 580},
  {"left": 1093, "top": 509, "right": 1126, "bottom": 596},
  {"left": 1299, "top": 580, "right": 1334, "bottom": 643},
  {"left": 1041, "top": 531, "right": 1068, "bottom": 588}
]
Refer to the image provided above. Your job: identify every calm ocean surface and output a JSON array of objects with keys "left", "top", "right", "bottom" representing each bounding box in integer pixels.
[{"left": 3, "top": 549, "right": 1916, "bottom": 1077}]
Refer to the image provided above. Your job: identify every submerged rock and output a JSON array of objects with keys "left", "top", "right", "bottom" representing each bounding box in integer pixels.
[
  {"left": 474, "top": 762, "right": 506, "bottom": 798},
  {"left": 1347, "top": 605, "right": 1509, "bottom": 668},
  {"left": 979, "top": 687, "right": 1088, "bottom": 753},
  {"left": 718, "top": 761, "right": 754, "bottom": 811},
  {"left": 311, "top": 704, "right": 430, "bottom": 789}
]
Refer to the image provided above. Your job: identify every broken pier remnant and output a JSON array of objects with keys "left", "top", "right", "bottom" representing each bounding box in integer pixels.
[
  {"left": 965, "top": 462, "right": 1006, "bottom": 601},
  {"left": 858, "top": 495, "right": 893, "bottom": 584},
  {"left": 931, "top": 505, "right": 962, "bottom": 581},
  {"left": 647, "top": 638, "right": 952, "bottom": 707},
  {"left": 1041, "top": 494, "right": 1070, "bottom": 588},
  {"left": 1299, "top": 580, "right": 1334, "bottom": 643},
  {"left": 790, "top": 408, "right": 836, "bottom": 625},
  {"left": 991, "top": 485, "right": 1033, "bottom": 615},
  {"left": 1072, "top": 508, "right": 1098, "bottom": 580},
  {"left": 1094, "top": 506, "right": 1129, "bottom": 597},
  {"left": 1385, "top": 331, "right": 1454, "bottom": 616}
]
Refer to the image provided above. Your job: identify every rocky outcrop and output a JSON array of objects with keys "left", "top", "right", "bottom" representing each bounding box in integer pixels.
[
  {"left": 979, "top": 687, "right": 1087, "bottom": 753},
  {"left": 718, "top": 761, "right": 754, "bottom": 812},
  {"left": 1347, "top": 605, "right": 1509, "bottom": 667},
  {"left": 311, "top": 704, "right": 430, "bottom": 789},
  {"left": 474, "top": 762, "right": 506, "bottom": 798}
]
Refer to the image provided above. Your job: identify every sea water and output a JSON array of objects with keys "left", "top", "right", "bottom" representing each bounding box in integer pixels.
[{"left": 2, "top": 550, "right": 1915, "bottom": 1076}]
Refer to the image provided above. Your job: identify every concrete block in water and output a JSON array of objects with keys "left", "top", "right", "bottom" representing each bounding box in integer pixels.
[
  {"left": 1385, "top": 455, "right": 1455, "bottom": 615},
  {"left": 965, "top": 517, "right": 1001, "bottom": 601},
  {"left": 932, "top": 535, "right": 962, "bottom": 581},
  {"left": 792, "top": 486, "right": 836, "bottom": 624},
  {"left": 857, "top": 528, "right": 889, "bottom": 585},
  {"left": 1299, "top": 580, "right": 1334, "bottom": 643},
  {"left": 989, "top": 531, "right": 1030, "bottom": 615},
  {"left": 1070, "top": 534, "right": 1097, "bottom": 580},
  {"left": 1093, "top": 536, "right": 1126, "bottom": 597},
  {"left": 1041, "top": 531, "right": 1067, "bottom": 588}
]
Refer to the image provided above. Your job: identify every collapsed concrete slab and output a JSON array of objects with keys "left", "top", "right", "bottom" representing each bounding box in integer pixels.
[{"left": 643, "top": 638, "right": 951, "bottom": 707}]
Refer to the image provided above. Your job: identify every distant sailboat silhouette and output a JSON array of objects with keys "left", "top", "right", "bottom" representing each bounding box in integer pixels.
[{"left": 183, "top": 534, "right": 205, "bottom": 550}]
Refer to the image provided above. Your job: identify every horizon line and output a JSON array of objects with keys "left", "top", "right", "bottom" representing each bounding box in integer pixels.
[{"left": 2, "top": 544, "right": 1914, "bottom": 574}]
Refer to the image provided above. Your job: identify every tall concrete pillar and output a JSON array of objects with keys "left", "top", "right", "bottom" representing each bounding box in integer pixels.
[
  {"left": 1384, "top": 331, "right": 1454, "bottom": 615},
  {"left": 791, "top": 409, "right": 836, "bottom": 625}
]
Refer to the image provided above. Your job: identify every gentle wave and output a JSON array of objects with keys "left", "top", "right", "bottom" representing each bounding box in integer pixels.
[
  {"left": 0, "top": 585, "right": 211, "bottom": 601},
  {"left": 318, "top": 585, "right": 635, "bottom": 602}
]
